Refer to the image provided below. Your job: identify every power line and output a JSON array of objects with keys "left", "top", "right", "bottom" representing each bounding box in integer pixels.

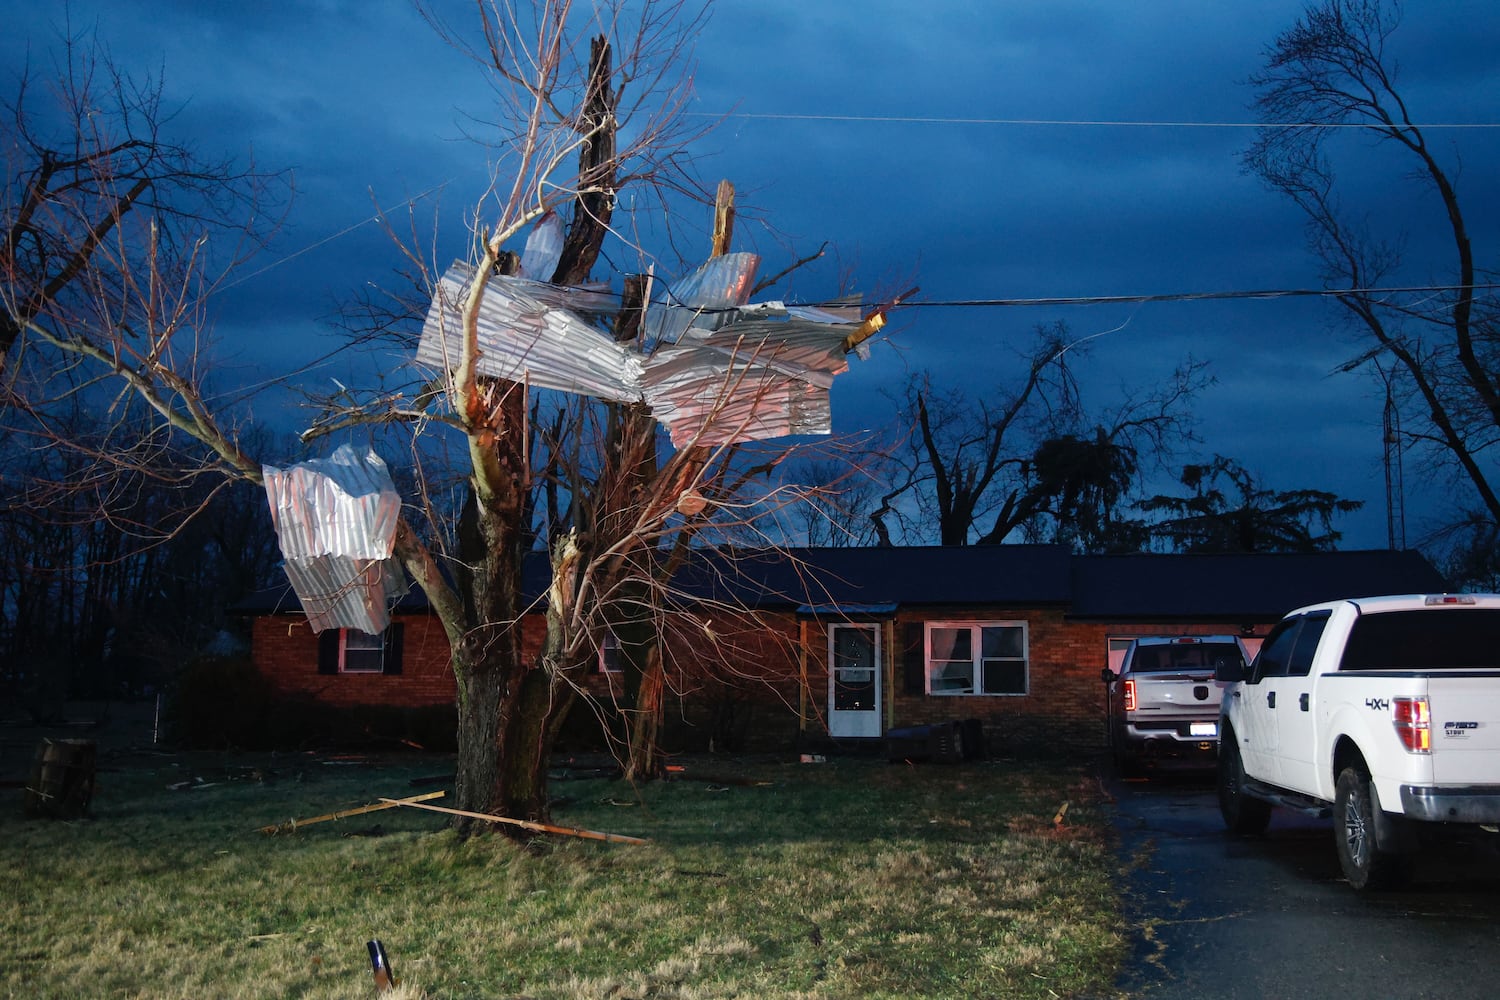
[
  {"left": 885, "top": 283, "right": 1500, "bottom": 311},
  {"left": 222, "top": 181, "right": 451, "bottom": 291},
  {"left": 692, "top": 111, "right": 1500, "bottom": 130}
]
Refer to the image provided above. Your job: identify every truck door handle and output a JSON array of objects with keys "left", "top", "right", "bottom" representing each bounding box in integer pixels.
[
  {"left": 1300, "top": 693, "right": 1310, "bottom": 712},
  {"left": 1267, "top": 691, "right": 1276, "bottom": 709}
]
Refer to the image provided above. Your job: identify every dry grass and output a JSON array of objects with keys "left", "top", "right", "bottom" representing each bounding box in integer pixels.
[{"left": 2, "top": 748, "right": 1125, "bottom": 998}]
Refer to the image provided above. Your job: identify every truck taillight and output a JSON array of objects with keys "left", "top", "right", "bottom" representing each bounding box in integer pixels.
[
  {"left": 1393, "top": 696, "right": 1431, "bottom": 754},
  {"left": 1123, "top": 678, "right": 1137, "bottom": 712}
]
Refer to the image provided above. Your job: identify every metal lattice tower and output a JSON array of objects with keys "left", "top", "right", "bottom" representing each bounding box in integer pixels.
[{"left": 1383, "top": 387, "right": 1407, "bottom": 551}]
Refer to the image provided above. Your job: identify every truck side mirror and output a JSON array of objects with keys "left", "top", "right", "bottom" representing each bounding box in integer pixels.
[
  {"left": 1214, "top": 657, "right": 1245, "bottom": 684},
  {"left": 1100, "top": 667, "right": 1115, "bottom": 684}
]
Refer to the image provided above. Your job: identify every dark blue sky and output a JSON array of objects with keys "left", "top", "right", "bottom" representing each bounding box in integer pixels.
[{"left": 6, "top": 1, "right": 1499, "bottom": 550}]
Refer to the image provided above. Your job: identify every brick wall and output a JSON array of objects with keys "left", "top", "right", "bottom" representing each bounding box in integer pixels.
[
  {"left": 250, "top": 606, "right": 1269, "bottom": 753},
  {"left": 252, "top": 613, "right": 454, "bottom": 707}
]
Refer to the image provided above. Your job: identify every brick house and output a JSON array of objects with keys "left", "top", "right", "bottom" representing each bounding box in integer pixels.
[{"left": 238, "top": 546, "right": 1447, "bottom": 752}]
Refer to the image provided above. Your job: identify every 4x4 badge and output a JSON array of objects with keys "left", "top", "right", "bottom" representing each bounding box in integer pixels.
[{"left": 1365, "top": 697, "right": 1390, "bottom": 711}]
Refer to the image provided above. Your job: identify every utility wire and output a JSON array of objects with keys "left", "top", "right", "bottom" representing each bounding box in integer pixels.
[
  {"left": 692, "top": 111, "right": 1500, "bottom": 130},
  {"left": 889, "top": 283, "right": 1500, "bottom": 310},
  {"left": 221, "top": 181, "right": 451, "bottom": 292}
]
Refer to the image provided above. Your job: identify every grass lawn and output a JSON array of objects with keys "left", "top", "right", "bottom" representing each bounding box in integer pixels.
[{"left": 4, "top": 747, "right": 1126, "bottom": 998}]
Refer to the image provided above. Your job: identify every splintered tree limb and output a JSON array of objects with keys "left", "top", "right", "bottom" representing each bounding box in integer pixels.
[
  {"left": 258, "top": 791, "right": 446, "bottom": 835},
  {"left": 380, "top": 798, "right": 648, "bottom": 845}
]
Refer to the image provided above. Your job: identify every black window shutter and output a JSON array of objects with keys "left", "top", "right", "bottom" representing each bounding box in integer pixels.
[
  {"left": 317, "top": 629, "right": 340, "bottom": 675},
  {"left": 902, "top": 621, "right": 926, "bottom": 695},
  {"left": 383, "top": 622, "right": 405, "bottom": 675}
]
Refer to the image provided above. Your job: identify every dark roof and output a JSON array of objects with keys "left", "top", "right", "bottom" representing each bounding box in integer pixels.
[
  {"left": 676, "top": 545, "right": 1073, "bottom": 609},
  {"left": 1068, "top": 549, "right": 1449, "bottom": 622},
  {"left": 232, "top": 553, "right": 554, "bottom": 616},
  {"left": 235, "top": 545, "right": 1447, "bottom": 623}
]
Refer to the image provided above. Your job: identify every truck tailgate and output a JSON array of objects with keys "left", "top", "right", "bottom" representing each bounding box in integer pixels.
[
  {"left": 1429, "top": 674, "right": 1500, "bottom": 784},
  {"left": 1133, "top": 673, "right": 1220, "bottom": 719}
]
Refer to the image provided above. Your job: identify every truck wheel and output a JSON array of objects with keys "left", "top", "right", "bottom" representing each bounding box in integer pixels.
[
  {"left": 1217, "top": 736, "right": 1271, "bottom": 835},
  {"left": 1333, "top": 768, "right": 1412, "bottom": 891}
]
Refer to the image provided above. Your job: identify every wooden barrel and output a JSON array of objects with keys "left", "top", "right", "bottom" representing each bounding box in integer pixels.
[{"left": 23, "top": 738, "right": 97, "bottom": 819}]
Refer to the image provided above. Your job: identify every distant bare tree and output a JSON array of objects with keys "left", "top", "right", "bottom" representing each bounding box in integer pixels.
[
  {"left": 1246, "top": 0, "right": 1500, "bottom": 544},
  {"left": 1137, "top": 456, "right": 1363, "bottom": 553},
  {"left": 874, "top": 323, "right": 1205, "bottom": 548}
]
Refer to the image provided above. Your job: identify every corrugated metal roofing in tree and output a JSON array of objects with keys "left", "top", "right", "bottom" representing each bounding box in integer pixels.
[
  {"left": 414, "top": 250, "right": 870, "bottom": 447},
  {"left": 262, "top": 444, "right": 404, "bottom": 634}
]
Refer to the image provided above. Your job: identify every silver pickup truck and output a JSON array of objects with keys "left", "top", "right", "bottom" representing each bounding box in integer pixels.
[{"left": 1104, "top": 635, "right": 1249, "bottom": 775}]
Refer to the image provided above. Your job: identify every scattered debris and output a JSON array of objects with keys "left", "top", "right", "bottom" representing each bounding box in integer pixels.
[
  {"left": 380, "top": 797, "right": 648, "bottom": 845},
  {"left": 547, "top": 766, "right": 621, "bottom": 781},
  {"left": 258, "top": 790, "right": 445, "bottom": 835},
  {"left": 665, "top": 772, "right": 772, "bottom": 787}
]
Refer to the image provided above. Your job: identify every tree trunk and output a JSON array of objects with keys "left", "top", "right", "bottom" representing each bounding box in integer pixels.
[
  {"left": 624, "top": 642, "right": 664, "bottom": 779},
  {"left": 452, "top": 641, "right": 504, "bottom": 832}
]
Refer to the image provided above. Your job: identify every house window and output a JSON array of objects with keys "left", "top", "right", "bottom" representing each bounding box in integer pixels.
[
  {"left": 926, "top": 622, "right": 1028, "bottom": 696},
  {"left": 317, "top": 623, "right": 404, "bottom": 676},
  {"left": 340, "top": 630, "right": 386, "bottom": 673},
  {"left": 599, "top": 631, "right": 623, "bottom": 674}
]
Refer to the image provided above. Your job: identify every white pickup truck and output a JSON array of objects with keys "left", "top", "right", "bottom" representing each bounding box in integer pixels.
[{"left": 1216, "top": 593, "right": 1500, "bottom": 890}]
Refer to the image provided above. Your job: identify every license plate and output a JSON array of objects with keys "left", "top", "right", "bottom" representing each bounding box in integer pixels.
[{"left": 1190, "top": 722, "right": 1218, "bottom": 738}]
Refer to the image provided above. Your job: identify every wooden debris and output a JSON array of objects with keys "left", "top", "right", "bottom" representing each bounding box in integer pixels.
[
  {"left": 1053, "top": 801, "right": 1070, "bottom": 827},
  {"left": 259, "top": 790, "right": 445, "bottom": 835},
  {"left": 667, "top": 773, "right": 772, "bottom": 787},
  {"left": 380, "top": 797, "right": 648, "bottom": 845}
]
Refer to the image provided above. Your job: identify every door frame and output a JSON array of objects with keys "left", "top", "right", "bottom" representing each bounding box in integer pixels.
[{"left": 827, "top": 622, "right": 883, "bottom": 738}]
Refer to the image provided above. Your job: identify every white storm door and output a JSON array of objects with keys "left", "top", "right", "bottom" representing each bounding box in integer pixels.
[{"left": 828, "top": 623, "right": 882, "bottom": 738}]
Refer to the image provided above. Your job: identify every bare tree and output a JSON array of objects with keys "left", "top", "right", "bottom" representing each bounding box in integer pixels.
[
  {"left": 1245, "top": 0, "right": 1500, "bottom": 541},
  {"left": 1, "top": 25, "right": 287, "bottom": 383},
  {"left": 1137, "top": 456, "right": 1364, "bottom": 553},
  {"left": 5, "top": 2, "right": 889, "bottom": 835},
  {"left": 873, "top": 323, "right": 1205, "bottom": 548}
]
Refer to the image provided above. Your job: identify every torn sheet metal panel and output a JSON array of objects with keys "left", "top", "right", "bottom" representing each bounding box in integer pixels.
[
  {"left": 696, "top": 319, "right": 855, "bottom": 386},
  {"left": 518, "top": 212, "right": 564, "bottom": 281},
  {"left": 651, "top": 378, "right": 829, "bottom": 447},
  {"left": 413, "top": 253, "right": 869, "bottom": 447},
  {"left": 415, "top": 261, "right": 639, "bottom": 402},
  {"left": 641, "top": 344, "right": 832, "bottom": 446},
  {"left": 642, "top": 252, "right": 760, "bottom": 346},
  {"left": 263, "top": 444, "right": 403, "bottom": 633},
  {"left": 280, "top": 554, "right": 405, "bottom": 635}
]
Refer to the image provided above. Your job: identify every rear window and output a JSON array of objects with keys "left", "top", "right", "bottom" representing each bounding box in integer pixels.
[
  {"left": 1340, "top": 609, "right": 1500, "bottom": 671},
  {"left": 1129, "top": 642, "right": 1244, "bottom": 673}
]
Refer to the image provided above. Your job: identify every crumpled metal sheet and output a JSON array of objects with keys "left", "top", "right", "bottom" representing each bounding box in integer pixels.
[
  {"left": 414, "top": 246, "right": 867, "bottom": 447},
  {"left": 278, "top": 554, "right": 405, "bottom": 635},
  {"left": 642, "top": 252, "right": 760, "bottom": 346},
  {"left": 519, "top": 211, "right": 564, "bottom": 281},
  {"left": 415, "top": 262, "right": 638, "bottom": 402},
  {"left": 263, "top": 444, "right": 404, "bottom": 633}
]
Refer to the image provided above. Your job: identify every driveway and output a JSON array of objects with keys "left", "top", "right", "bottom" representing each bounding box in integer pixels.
[{"left": 1109, "top": 768, "right": 1500, "bottom": 999}]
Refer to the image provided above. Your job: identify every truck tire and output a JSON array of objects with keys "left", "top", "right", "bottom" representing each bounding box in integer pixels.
[
  {"left": 1333, "top": 767, "right": 1412, "bottom": 891},
  {"left": 1217, "top": 735, "right": 1271, "bottom": 835}
]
